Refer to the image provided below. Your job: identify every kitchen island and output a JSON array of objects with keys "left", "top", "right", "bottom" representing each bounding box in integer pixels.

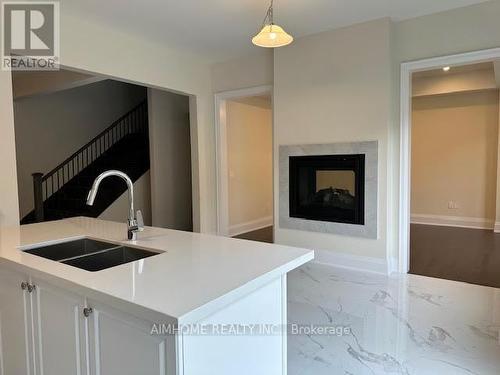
[{"left": 0, "top": 217, "right": 313, "bottom": 375}]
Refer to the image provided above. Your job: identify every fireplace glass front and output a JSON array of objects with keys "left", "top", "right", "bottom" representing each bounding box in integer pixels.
[{"left": 289, "top": 154, "right": 365, "bottom": 225}]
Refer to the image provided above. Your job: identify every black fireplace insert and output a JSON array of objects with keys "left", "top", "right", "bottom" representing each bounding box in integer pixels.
[{"left": 289, "top": 154, "right": 365, "bottom": 225}]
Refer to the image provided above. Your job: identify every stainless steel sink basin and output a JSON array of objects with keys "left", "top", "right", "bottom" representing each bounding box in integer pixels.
[
  {"left": 62, "top": 246, "right": 157, "bottom": 272},
  {"left": 23, "top": 238, "right": 160, "bottom": 271},
  {"left": 23, "top": 238, "right": 116, "bottom": 261}
]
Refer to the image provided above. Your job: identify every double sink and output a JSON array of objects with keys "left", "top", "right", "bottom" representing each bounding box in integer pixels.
[{"left": 23, "top": 238, "right": 160, "bottom": 272}]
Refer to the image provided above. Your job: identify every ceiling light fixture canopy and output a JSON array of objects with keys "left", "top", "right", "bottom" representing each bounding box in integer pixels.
[{"left": 252, "top": 0, "right": 293, "bottom": 48}]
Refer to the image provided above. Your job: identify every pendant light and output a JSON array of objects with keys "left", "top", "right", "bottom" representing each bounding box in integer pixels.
[{"left": 252, "top": 0, "right": 293, "bottom": 48}]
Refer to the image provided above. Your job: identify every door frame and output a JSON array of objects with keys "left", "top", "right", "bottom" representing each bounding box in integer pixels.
[
  {"left": 214, "top": 85, "right": 273, "bottom": 236},
  {"left": 398, "top": 47, "right": 500, "bottom": 273}
]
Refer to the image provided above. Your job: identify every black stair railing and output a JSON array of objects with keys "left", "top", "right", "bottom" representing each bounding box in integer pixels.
[{"left": 32, "top": 100, "right": 148, "bottom": 222}]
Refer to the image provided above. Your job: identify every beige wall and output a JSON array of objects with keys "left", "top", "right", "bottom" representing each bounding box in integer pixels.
[
  {"left": 14, "top": 80, "right": 146, "bottom": 218},
  {"left": 148, "top": 89, "right": 193, "bottom": 231},
  {"left": 0, "top": 11, "right": 216, "bottom": 233},
  {"left": 274, "top": 18, "right": 392, "bottom": 259},
  {"left": 226, "top": 100, "right": 273, "bottom": 233},
  {"left": 411, "top": 90, "right": 499, "bottom": 221}
]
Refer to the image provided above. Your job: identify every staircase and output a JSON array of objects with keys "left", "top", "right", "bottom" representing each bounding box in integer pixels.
[{"left": 21, "top": 101, "right": 149, "bottom": 224}]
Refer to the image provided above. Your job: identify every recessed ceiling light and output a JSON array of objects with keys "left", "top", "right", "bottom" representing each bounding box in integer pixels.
[{"left": 443, "top": 66, "right": 451, "bottom": 72}]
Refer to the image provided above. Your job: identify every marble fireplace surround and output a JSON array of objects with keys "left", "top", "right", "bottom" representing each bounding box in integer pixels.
[{"left": 279, "top": 141, "right": 378, "bottom": 239}]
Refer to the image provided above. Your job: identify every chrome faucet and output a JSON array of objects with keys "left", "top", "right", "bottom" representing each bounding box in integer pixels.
[{"left": 86, "top": 170, "right": 144, "bottom": 240}]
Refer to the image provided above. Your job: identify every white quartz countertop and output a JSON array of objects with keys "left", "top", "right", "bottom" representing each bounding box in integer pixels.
[{"left": 0, "top": 217, "right": 313, "bottom": 322}]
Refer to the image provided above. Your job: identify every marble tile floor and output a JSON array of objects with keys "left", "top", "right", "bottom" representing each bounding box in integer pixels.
[{"left": 287, "top": 263, "right": 500, "bottom": 375}]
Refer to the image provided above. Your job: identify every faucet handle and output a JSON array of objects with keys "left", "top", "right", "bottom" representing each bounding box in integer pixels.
[{"left": 136, "top": 210, "right": 144, "bottom": 231}]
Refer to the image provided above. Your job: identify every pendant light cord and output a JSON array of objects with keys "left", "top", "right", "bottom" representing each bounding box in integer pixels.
[{"left": 261, "top": 0, "right": 274, "bottom": 27}]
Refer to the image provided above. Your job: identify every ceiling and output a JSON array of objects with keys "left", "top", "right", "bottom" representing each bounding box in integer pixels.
[
  {"left": 61, "top": 0, "right": 490, "bottom": 62},
  {"left": 230, "top": 95, "right": 272, "bottom": 109},
  {"left": 411, "top": 60, "right": 500, "bottom": 97},
  {"left": 413, "top": 62, "right": 496, "bottom": 79},
  {"left": 12, "top": 69, "right": 102, "bottom": 100}
]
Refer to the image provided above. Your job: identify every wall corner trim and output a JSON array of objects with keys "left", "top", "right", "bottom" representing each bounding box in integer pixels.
[{"left": 494, "top": 221, "right": 500, "bottom": 233}]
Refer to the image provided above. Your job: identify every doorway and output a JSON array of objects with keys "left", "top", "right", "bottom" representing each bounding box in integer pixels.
[
  {"left": 399, "top": 48, "right": 500, "bottom": 287},
  {"left": 215, "top": 86, "right": 274, "bottom": 243},
  {"left": 11, "top": 67, "right": 194, "bottom": 232}
]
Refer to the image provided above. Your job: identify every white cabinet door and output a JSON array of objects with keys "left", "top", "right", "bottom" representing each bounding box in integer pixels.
[
  {"left": 0, "top": 269, "right": 33, "bottom": 375},
  {"left": 87, "top": 301, "right": 170, "bottom": 375},
  {"left": 30, "top": 279, "right": 87, "bottom": 375}
]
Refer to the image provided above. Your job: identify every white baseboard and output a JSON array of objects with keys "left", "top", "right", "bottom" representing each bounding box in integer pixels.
[
  {"left": 411, "top": 214, "right": 494, "bottom": 230},
  {"left": 494, "top": 222, "right": 500, "bottom": 233},
  {"left": 387, "top": 256, "right": 399, "bottom": 274},
  {"left": 229, "top": 216, "right": 273, "bottom": 237},
  {"left": 313, "top": 249, "right": 389, "bottom": 275}
]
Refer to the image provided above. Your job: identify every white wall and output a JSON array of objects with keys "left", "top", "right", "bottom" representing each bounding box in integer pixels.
[
  {"left": 0, "top": 71, "right": 19, "bottom": 226},
  {"left": 393, "top": 2, "right": 500, "bottom": 64},
  {"left": 411, "top": 91, "right": 499, "bottom": 225},
  {"left": 211, "top": 50, "right": 273, "bottom": 93},
  {"left": 99, "top": 172, "right": 152, "bottom": 226},
  {"left": 274, "top": 19, "right": 392, "bottom": 261},
  {"left": 14, "top": 79, "right": 146, "bottom": 218},
  {"left": 148, "top": 89, "right": 193, "bottom": 231},
  {"left": 226, "top": 99, "right": 273, "bottom": 236},
  {"left": 0, "top": 11, "right": 216, "bottom": 233}
]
